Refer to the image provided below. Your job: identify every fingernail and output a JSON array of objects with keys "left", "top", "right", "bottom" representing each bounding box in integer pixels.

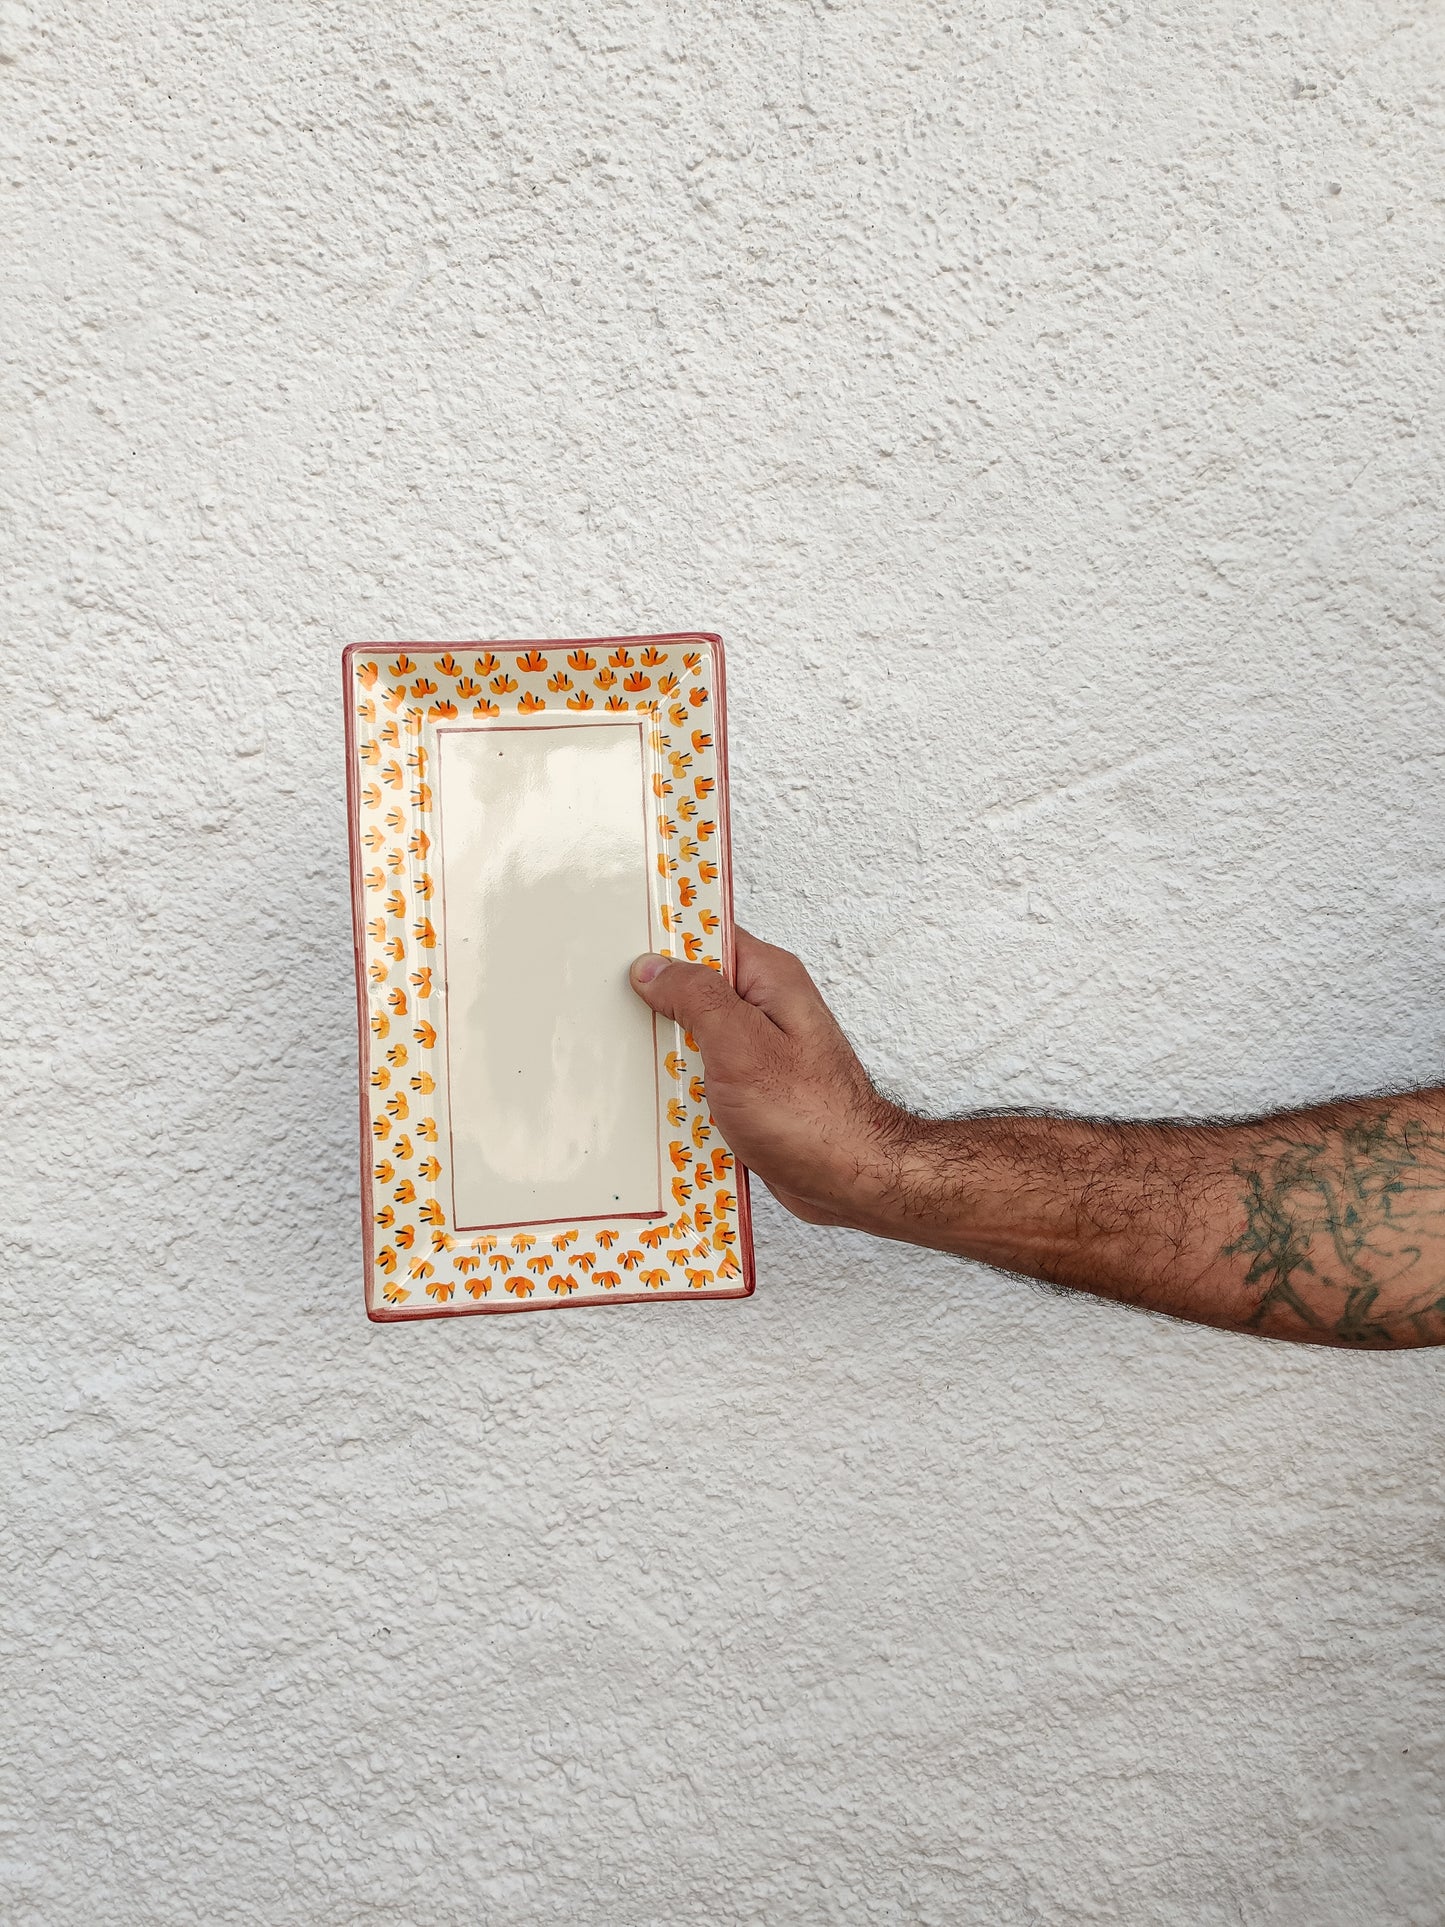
[{"left": 632, "top": 953, "right": 668, "bottom": 984}]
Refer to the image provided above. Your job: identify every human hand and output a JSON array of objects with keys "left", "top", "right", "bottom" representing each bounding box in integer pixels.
[{"left": 629, "top": 929, "right": 909, "bottom": 1228}]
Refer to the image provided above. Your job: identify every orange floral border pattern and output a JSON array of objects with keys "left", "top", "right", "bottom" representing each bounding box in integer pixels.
[{"left": 345, "top": 635, "right": 754, "bottom": 1319}]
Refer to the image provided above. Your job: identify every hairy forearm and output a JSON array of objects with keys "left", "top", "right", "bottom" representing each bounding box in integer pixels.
[{"left": 848, "top": 1093, "right": 1445, "bottom": 1348}]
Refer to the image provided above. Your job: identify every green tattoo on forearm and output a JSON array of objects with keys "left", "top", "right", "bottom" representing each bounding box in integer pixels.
[{"left": 1223, "top": 1110, "right": 1445, "bottom": 1346}]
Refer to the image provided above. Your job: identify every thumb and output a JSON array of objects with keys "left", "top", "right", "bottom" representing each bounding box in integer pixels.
[{"left": 629, "top": 952, "right": 759, "bottom": 1047}]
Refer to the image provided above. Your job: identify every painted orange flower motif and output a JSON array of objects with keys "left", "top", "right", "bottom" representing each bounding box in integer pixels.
[
  {"left": 516, "top": 650, "right": 548, "bottom": 672},
  {"left": 566, "top": 691, "right": 595, "bottom": 710},
  {"left": 436, "top": 653, "right": 462, "bottom": 677},
  {"left": 425, "top": 1278, "right": 454, "bottom": 1302},
  {"left": 489, "top": 673, "right": 517, "bottom": 694},
  {"left": 595, "top": 1229, "right": 618, "bottom": 1248},
  {"left": 595, "top": 1271, "right": 620, "bottom": 1290},
  {"left": 381, "top": 1280, "right": 410, "bottom": 1305},
  {"left": 357, "top": 660, "right": 379, "bottom": 688},
  {"left": 504, "top": 1277, "right": 535, "bottom": 1299},
  {"left": 511, "top": 1232, "right": 536, "bottom": 1253},
  {"left": 473, "top": 698, "right": 500, "bottom": 717},
  {"left": 548, "top": 1273, "right": 579, "bottom": 1296},
  {"left": 517, "top": 691, "right": 546, "bottom": 713},
  {"left": 475, "top": 652, "right": 499, "bottom": 675},
  {"left": 464, "top": 1277, "right": 491, "bottom": 1299},
  {"left": 568, "top": 648, "right": 596, "bottom": 669}
]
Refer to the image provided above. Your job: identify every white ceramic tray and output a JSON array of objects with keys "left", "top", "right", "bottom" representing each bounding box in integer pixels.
[{"left": 343, "top": 634, "right": 755, "bottom": 1319}]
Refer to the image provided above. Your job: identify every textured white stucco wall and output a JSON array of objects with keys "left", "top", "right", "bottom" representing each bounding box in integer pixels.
[{"left": 6, "top": 3, "right": 1445, "bottom": 1921}]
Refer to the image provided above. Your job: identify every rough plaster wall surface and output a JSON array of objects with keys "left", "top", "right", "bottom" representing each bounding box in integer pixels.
[{"left": 5, "top": 2, "right": 1445, "bottom": 1921}]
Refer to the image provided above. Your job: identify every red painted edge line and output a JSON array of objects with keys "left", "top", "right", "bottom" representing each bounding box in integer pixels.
[{"left": 342, "top": 634, "right": 757, "bottom": 1320}]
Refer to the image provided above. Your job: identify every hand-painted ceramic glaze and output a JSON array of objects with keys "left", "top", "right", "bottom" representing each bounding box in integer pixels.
[{"left": 343, "top": 634, "right": 755, "bottom": 1319}]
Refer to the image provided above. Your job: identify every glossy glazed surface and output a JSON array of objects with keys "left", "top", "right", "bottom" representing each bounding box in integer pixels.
[
  {"left": 438, "top": 721, "right": 662, "bottom": 1229},
  {"left": 344, "top": 634, "right": 754, "bottom": 1316}
]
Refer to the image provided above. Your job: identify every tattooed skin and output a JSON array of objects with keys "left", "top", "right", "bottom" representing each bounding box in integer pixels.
[{"left": 1224, "top": 1110, "right": 1445, "bottom": 1347}]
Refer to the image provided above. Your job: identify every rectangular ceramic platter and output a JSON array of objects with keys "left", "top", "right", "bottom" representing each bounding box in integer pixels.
[{"left": 344, "top": 634, "right": 755, "bottom": 1319}]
